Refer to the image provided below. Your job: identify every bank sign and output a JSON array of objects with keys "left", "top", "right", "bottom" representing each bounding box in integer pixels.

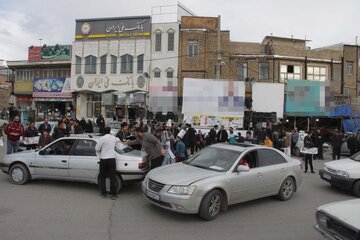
[
  {"left": 75, "top": 16, "right": 151, "bottom": 40},
  {"left": 33, "top": 78, "right": 72, "bottom": 98}
]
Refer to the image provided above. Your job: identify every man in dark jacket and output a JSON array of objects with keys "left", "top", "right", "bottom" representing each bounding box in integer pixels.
[
  {"left": 186, "top": 124, "right": 197, "bottom": 155},
  {"left": 38, "top": 117, "right": 52, "bottom": 134},
  {"left": 304, "top": 132, "right": 315, "bottom": 173},
  {"left": 347, "top": 133, "right": 358, "bottom": 156},
  {"left": 74, "top": 120, "right": 84, "bottom": 134},
  {"left": 52, "top": 121, "right": 69, "bottom": 140},
  {"left": 24, "top": 121, "right": 39, "bottom": 150},
  {"left": 331, "top": 130, "right": 343, "bottom": 160},
  {"left": 96, "top": 115, "right": 105, "bottom": 135},
  {"left": 208, "top": 125, "right": 218, "bottom": 145},
  {"left": 316, "top": 129, "right": 324, "bottom": 160},
  {"left": 217, "top": 125, "right": 228, "bottom": 142}
]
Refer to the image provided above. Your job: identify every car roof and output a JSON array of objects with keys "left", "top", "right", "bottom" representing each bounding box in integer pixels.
[{"left": 210, "top": 142, "right": 257, "bottom": 152}]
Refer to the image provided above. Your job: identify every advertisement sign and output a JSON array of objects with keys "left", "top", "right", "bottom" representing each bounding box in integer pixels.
[
  {"left": 75, "top": 16, "right": 151, "bottom": 39},
  {"left": 33, "top": 78, "right": 72, "bottom": 98},
  {"left": 41, "top": 45, "right": 71, "bottom": 60},
  {"left": 28, "top": 47, "right": 41, "bottom": 62},
  {"left": 182, "top": 78, "right": 245, "bottom": 128},
  {"left": 149, "top": 78, "right": 178, "bottom": 113},
  {"left": 14, "top": 82, "right": 34, "bottom": 94},
  {"left": 252, "top": 83, "right": 284, "bottom": 119}
]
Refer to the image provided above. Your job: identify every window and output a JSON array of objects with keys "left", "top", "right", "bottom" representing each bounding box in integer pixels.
[
  {"left": 111, "top": 55, "right": 117, "bottom": 74},
  {"left": 137, "top": 54, "right": 144, "bottom": 73},
  {"left": 307, "top": 66, "right": 327, "bottom": 81},
  {"left": 121, "top": 54, "right": 133, "bottom": 73},
  {"left": 280, "top": 64, "right": 301, "bottom": 82},
  {"left": 168, "top": 31, "right": 174, "bottom": 51},
  {"left": 257, "top": 149, "right": 286, "bottom": 167},
  {"left": 347, "top": 63, "right": 353, "bottom": 75},
  {"left": 85, "top": 55, "right": 97, "bottom": 74},
  {"left": 236, "top": 63, "right": 247, "bottom": 81},
  {"left": 259, "top": 63, "right": 269, "bottom": 80},
  {"left": 166, "top": 68, "right": 174, "bottom": 78},
  {"left": 43, "top": 139, "right": 76, "bottom": 156},
  {"left": 188, "top": 40, "right": 199, "bottom": 58},
  {"left": 73, "top": 140, "right": 97, "bottom": 156},
  {"left": 75, "top": 56, "right": 81, "bottom": 74},
  {"left": 154, "top": 68, "right": 161, "bottom": 78},
  {"left": 100, "top": 55, "right": 107, "bottom": 74},
  {"left": 155, "top": 31, "right": 162, "bottom": 52}
]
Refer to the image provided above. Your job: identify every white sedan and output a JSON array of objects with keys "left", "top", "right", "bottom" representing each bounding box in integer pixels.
[{"left": 0, "top": 135, "right": 149, "bottom": 193}]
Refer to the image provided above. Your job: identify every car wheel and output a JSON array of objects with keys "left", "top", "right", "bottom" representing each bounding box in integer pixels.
[
  {"left": 99, "top": 174, "right": 123, "bottom": 194},
  {"left": 198, "top": 189, "right": 222, "bottom": 221},
  {"left": 9, "top": 163, "right": 30, "bottom": 185},
  {"left": 352, "top": 180, "right": 360, "bottom": 197},
  {"left": 278, "top": 177, "right": 295, "bottom": 201},
  {"left": 293, "top": 147, "right": 301, "bottom": 157}
]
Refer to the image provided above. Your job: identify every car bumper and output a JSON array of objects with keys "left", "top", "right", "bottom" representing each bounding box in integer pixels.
[
  {"left": 313, "top": 224, "right": 340, "bottom": 240},
  {"left": 319, "top": 169, "right": 356, "bottom": 191},
  {"left": 142, "top": 181, "right": 202, "bottom": 214},
  {"left": 0, "top": 162, "right": 9, "bottom": 174},
  {"left": 120, "top": 168, "right": 149, "bottom": 181}
]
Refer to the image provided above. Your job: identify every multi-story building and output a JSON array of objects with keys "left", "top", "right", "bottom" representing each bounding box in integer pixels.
[{"left": 7, "top": 45, "right": 73, "bottom": 122}]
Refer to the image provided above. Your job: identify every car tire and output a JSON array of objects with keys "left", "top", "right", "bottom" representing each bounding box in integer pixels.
[
  {"left": 278, "top": 177, "right": 295, "bottom": 201},
  {"left": 352, "top": 180, "right": 360, "bottom": 197},
  {"left": 293, "top": 147, "right": 301, "bottom": 157},
  {"left": 99, "top": 174, "right": 123, "bottom": 194},
  {"left": 198, "top": 189, "right": 222, "bottom": 221},
  {"left": 9, "top": 163, "right": 30, "bottom": 185}
]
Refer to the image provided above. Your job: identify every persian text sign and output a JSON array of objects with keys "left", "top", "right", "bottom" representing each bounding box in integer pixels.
[{"left": 33, "top": 78, "right": 72, "bottom": 98}]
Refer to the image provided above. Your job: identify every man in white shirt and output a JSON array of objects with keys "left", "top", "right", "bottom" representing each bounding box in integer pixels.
[{"left": 95, "top": 126, "right": 120, "bottom": 199}]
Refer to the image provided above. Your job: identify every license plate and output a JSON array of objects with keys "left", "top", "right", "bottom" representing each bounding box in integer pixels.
[
  {"left": 146, "top": 190, "right": 160, "bottom": 201},
  {"left": 323, "top": 174, "right": 331, "bottom": 180}
]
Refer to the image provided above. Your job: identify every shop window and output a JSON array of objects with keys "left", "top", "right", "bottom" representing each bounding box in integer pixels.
[
  {"left": 259, "top": 63, "right": 269, "bottom": 81},
  {"left": 137, "top": 54, "right": 144, "bottom": 73},
  {"left": 237, "top": 63, "right": 247, "bottom": 81},
  {"left": 307, "top": 66, "right": 327, "bottom": 81},
  {"left": 154, "top": 68, "right": 161, "bottom": 78},
  {"left": 155, "top": 30, "right": 162, "bottom": 52},
  {"left": 111, "top": 55, "right": 117, "bottom": 74},
  {"left": 85, "top": 55, "right": 97, "bottom": 74},
  {"left": 188, "top": 40, "right": 199, "bottom": 58},
  {"left": 280, "top": 64, "right": 301, "bottom": 82},
  {"left": 75, "top": 56, "right": 81, "bottom": 74},
  {"left": 167, "top": 30, "right": 175, "bottom": 51},
  {"left": 121, "top": 54, "right": 133, "bottom": 74},
  {"left": 100, "top": 55, "right": 107, "bottom": 74}
]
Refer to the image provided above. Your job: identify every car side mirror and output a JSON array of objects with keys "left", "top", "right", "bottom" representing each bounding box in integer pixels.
[{"left": 237, "top": 165, "right": 250, "bottom": 172}]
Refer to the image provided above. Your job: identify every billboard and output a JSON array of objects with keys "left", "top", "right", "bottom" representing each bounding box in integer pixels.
[
  {"left": 285, "top": 79, "right": 334, "bottom": 117},
  {"left": 182, "top": 78, "right": 245, "bottom": 128},
  {"left": 149, "top": 78, "right": 178, "bottom": 113},
  {"left": 252, "top": 83, "right": 284, "bottom": 119},
  {"left": 28, "top": 47, "right": 41, "bottom": 62},
  {"left": 75, "top": 16, "right": 151, "bottom": 40},
  {"left": 41, "top": 45, "right": 71, "bottom": 60},
  {"left": 33, "top": 78, "right": 73, "bottom": 98}
]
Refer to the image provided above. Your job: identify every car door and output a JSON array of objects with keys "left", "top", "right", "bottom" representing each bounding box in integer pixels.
[
  {"left": 228, "top": 150, "right": 264, "bottom": 204},
  {"left": 68, "top": 139, "right": 99, "bottom": 181},
  {"left": 35, "top": 139, "right": 76, "bottom": 177},
  {"left": 256, "top": 148, "right": 288, "bottom": 196}
]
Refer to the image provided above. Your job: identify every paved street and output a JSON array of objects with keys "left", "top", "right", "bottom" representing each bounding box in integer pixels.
[{"left": 0, "top": 148, "right": 356, "bottom": 240}]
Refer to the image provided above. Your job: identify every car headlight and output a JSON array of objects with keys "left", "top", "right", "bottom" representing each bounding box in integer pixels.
[
  {"left": 316, "top": 212, "right": 328, "bottom": 226},
  {"left": 168, "top": 185, "right": 197, "bottom": 195},
  {"left": 336, "top": 170, "right": 349, "bottom": 178}
]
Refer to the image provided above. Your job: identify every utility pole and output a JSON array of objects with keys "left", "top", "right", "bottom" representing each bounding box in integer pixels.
[{"left": 216, "top": 15, "right": 221, "bottom": 79}]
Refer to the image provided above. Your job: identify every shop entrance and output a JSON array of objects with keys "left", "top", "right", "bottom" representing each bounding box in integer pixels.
[{"left": 35, "top": 101, "right": 74, "bottom": 121}]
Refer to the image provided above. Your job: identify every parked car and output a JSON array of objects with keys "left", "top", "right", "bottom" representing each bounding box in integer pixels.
[
  {"left": 319, "top": 152, "right": 360, "bottom": 197},
  {"left": 0, "top": 135, "right": 149, "bottom": 193},
  {"left": 314, "top": 199, "right": 360, "bottom": 240},
  {"left": 142, "top": 142, "right": 303, "bottom": 220}
]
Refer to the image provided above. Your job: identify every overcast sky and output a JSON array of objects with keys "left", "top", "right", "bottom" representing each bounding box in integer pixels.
[{"left": 1, "top": 0, "right": 359, "bottom": 61}]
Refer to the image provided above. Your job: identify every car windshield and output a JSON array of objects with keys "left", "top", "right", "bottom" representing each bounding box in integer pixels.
[
  {"left": 183, "top": 147, "right": 241, "bottom": 172},
  {"left": 115, "top": 142, "right": 133, "bottom": 154},
  {"left": 349, "top": 151, "right": 360, "bottom": 161},
  {"left": 109, "top": 123, "right": 121, "bottom": 129}
]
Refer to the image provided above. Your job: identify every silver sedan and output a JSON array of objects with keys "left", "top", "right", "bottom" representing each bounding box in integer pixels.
[{"left": 142, "top": 143, "right": 303, "bottom": 220}]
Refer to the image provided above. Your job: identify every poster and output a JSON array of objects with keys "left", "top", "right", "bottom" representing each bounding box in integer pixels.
[
  {"left": 149, "top": 78, "right": 178, "bottom": 113},
  {"left": 252, "top": 83, "right": 284, "bottom": 119},
  {"left": 33, "top": 78, "right": 72, "bottom": 98}
]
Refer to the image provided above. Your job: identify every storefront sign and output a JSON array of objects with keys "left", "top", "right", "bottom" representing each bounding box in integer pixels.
[
  {"left": 71, "top": 74, "right": 148, "bottom": 93},
  {"left": 75, "top": 16, "right": 151, "bottom": 39},
  {"left": 14, "top": 82, "right": 34, "bottom": 94},
  {"left": 28, "top": 47, "right": 41, "bottom": 62},
  {"left": 33, "top": 78, "right": 73, "bottom": 98},
  {"left": 41, "top": 45, "right": 71, "bottom": 60}
]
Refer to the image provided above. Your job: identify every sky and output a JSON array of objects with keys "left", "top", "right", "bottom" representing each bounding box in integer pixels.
[{"left": 0, "top": 0, "right": 359, "bottom": 61}]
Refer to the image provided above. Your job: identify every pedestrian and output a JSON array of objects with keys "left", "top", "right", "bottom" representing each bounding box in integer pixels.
[
  {"left": 24, "top": 121, "right": 39, "bottom": 150},
  {"left": 126, "top": 127, "right": 165, "bottom": 169},
  {"left": 175, "top": 135, "right": 186, "bottom": 162},
  {"left": 96, "top": 114, "right": 106, "bottom": 135},
  {"left": 347, "top": 133, "right": 357, "bottom": 156},
  {"left": 95, "top": 126, "right": 120, "bottom": 200},
  {"left": 74, "top": 120, "right": 84, "bottom": 134},
  {"left": 52, "top": 121, "right": 69, "bottom": 140},
  {"left": 116, "top": 122, "right": 129, "bottom": 141},
  {"left": 86, "top": 120, "right": 94, "bottom": 133},
  {"left": 237, "top": 132, "right": 245, "bottom": 143},
  {"left": 208, "top": 125, "right": 218, "bottom": 145},
  {"left": 186, "top": 124, "right": 197, "bottom": 155},
  {"left": 303, "top": 132, "right": 315, "bottom": 173},
  {"left": 264, "top": 135, "right": 273, "bottom": 147},
  {"left": 195, "top": 130, "right": 205, "bottom": 151},
  {"left": 79, "top": 117, "right": 87, "bottom": 131},
  {"left": 217, "top": 125, "right": 228, "bottom": 143},
  {"left": 291, "top": 127, "right": 299, "bottom": 156},
  {"left": 38, "top": 117, "right": 52, "bottom": 134},
  {"left": 331, "top": 129, "right": 343, "bottom": 160},
  {"left": 38, "top": 129, "right": 52, "bottom": 148},
  {"left": 244, "top": 131, "right": 254, "bottom": 144},
  {"left": 4, "top": 115, "right": 24, "bottom": 154},
  {"left": 228, "top": 127, "right": 237, "bottom": 143},
  {"left": 316, "top": 129, "right": 324, "bottom": 159}
]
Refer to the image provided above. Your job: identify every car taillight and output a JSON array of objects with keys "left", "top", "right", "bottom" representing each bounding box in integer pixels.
[{"left": 138, "top": 162, "right": 146, "bottom": 169}]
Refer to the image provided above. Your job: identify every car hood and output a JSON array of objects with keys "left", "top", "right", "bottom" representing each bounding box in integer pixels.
[
  {"left": 324, "top": 158, "right": 360, "bottom": 171},
  {"left": 4, "top": 150, "right": 37, "bottom": 162},
  {"left": 318, "top": 199, "right": 360, "bottom": 228},
  {"left": 148, "top": 163, "right": 222, "bottom": 185}
]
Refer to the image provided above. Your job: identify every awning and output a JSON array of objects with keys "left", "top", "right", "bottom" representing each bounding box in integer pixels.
[{"left": 33, "top": 98, "right": 73, "bottom": 102}]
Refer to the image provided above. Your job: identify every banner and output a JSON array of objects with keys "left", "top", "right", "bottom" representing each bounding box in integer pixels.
[
  {"left": 252, "top": 83, "right": 284, "bottom": 119},
  {"left": 41, "top": 45, "right": 71, "bottom": 60},
  {"left": 33, "top": 78, "right": 72, "bottom": 98},
  {"left": 149, "top": 78, "right": 178, "bottom": 113}
]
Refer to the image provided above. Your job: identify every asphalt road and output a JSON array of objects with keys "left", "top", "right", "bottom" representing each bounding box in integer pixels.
[{"left": 0, "top": 148, "right": 356, "bottom": 240}]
